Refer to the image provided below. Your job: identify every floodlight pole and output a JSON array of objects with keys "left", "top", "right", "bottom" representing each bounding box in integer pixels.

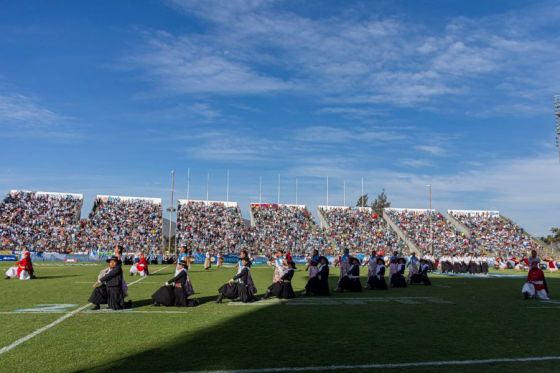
[
  {"left": 427, "top": 184, "right": 433, "bottom": 255},
  {"left": 259, "top": 176, "right": 262, "bottom": 203},
  {"left": 167, "top": 170, "right": 177, "bottom": 254}
]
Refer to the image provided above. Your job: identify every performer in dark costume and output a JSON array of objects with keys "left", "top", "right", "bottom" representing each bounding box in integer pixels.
[
  {"left": 264, "top": 261, "right": 296, "bottom": 299},
  {"left": 390, "top": 257, "right": 407, "bottom": 288},
  {"left": 367, "top": 257, "right": 388, "bottom": 290},
  {"left": 304, "top": 256, "right": 330, "bottom": 296},
  {"left": 152, "top": 259, "right": 196, "bottom": 307},
  {"left": 216, "top": 257, "right": 257, "bottom": 303},
  {"left": 410, "top": 259, "right": 432, "bottom": 286},
  {"left": 337, "top": 257, "right": 362, "bottom": 292},
  {"left": 89, "top": 256, "right": 124, "bottom": 310}
]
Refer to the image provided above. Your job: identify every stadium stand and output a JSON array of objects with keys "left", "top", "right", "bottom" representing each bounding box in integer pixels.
[
  {"left": 318, "top": 206, "right": 406, "bottom": 253},
  {"left": 176, "top": 200, "right": 254, "bottom": 253},
  {"left": 78, "top": 195, "right": 162, "bottom": 252},
  {"left": 384, "top": 208, "right": 473, "bottom": 256},
  {"left": 0, "top": 190, "right": 82, "bottom": 252},
  {"left": 250, "top": 203, "right": 328, "bottom": 255},
  {"left": 448, "top": 210, "right": 545, "bottom": 257}
]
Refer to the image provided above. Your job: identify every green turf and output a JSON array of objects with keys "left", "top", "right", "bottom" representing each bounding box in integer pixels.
[{"left": 0, "top": 263, "right": 559, "bottom": 372}]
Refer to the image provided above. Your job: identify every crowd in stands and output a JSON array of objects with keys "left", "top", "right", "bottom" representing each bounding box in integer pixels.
[
  {"left": 450, "top": 211, "right": 543, "bottom": 257},
  {"left": 77, "top": 197, "right": 162, "bottom": 253},
  {"left": 385, "top": 209, "right": 472, "bottom": 256},
  {"left": 176, "top": 201, "right": 254, "bottom": 253},
  {"left": 320, "top": 207, "right": 405, "bottom": 253},
  {"left": 0, "top": 191, "right": 82, "bottom": 252},
  {"left": 1, "top": 189, "right": 553, "bottom": 264},
  {"left": 250, "top": 204, "right": 328, "bottom": 255}
]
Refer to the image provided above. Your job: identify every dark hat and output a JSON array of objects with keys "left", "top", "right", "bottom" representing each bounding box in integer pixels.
[
  {"left": 350, "top": 257, "right": 360, "bottom": 264},
  {"left": 289, "top": 261, "right": 297, "bottom": 269},
  {"left": 106, "top": 255, "right": 119, "bottom": 263},
  {"left": 318, "top": 256, "right": 329, "bottom": 264}
]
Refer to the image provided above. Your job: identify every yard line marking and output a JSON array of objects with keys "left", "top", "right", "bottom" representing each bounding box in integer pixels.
[
  {"left": 0, "top": 303, "right": 92, "bottom": 355},
  {"left": 0, "top": 265, "right": 171, "bottom": 355},
  {"left": 178, "top": 356, "right": 560, "bottom": 373}
]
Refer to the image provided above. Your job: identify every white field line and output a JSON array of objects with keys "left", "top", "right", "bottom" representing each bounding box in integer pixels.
[
  {"left": 0, "top": 265, "right": 171, "bottom": 355},
  {"left": 178, "top": 356, "right": 560, "bottom": 373}
]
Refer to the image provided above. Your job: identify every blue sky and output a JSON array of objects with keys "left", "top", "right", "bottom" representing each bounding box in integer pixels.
[{"left": 1, "top": 0, "right": 559, "bottom": 235}]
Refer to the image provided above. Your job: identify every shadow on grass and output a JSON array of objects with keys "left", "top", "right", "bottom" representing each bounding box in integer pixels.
[
  {"left": 33, "top": 274, "right": 81, "bottom": 280},
  {"left": 80, "top": 275, "right": 543, "bottom": 373}
]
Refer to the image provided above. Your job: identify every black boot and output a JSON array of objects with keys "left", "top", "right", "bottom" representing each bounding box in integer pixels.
[
  {"left": 92, "top": 304, "right": 100, "bottom": 310},
  {"left": 216, "top": 294, "right": 224, "bottom": 304}
]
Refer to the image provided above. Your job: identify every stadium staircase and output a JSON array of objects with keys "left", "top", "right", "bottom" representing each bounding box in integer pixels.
[
  {"left": 500, "top": 214, "right": 555, "bottom": 258},
  {"left": 382, "top": 209, "right": 422, "bottom": 256},
  {"left": 444, "top": 212, "right": 471, "bottom": 238}
]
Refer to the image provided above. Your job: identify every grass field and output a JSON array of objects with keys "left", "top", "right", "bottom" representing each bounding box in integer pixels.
[{"left": 0, "top": 263, "right": 559, "bottom": 373}]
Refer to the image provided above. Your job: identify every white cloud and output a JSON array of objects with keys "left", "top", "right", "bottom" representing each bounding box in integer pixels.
[
  {"left": 0, "top": 93, "right": 79, "bottom": 140},
  {"left": 414, "top": 145, "right": 446, "bottom": 156},
  {"left": 143, "top": 1, "right": 560, "bottom": 114}
]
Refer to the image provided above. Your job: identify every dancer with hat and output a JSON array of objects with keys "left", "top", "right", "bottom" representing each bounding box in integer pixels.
[
  {"left": 410, "top": 259, "right": 432, "bottom": 286},
  {"left": 216, "top": 257, "right": 257, "bottom": 303},
  {"left": 264, "top": 261, "right": 296, "bottom": 299},
  {"left": 304, "top": 256, "right": 330, "bottom": 296},
  {"left": 390, "top": 257, "right": 407, "bottom": 288},
  {"left": 367, "top": 257, "right": 388, "bottom": 290},
  {"left": 336, "top": 257, "right": 362, "bottom": 292},
  {"left": 89, "top": 255, "right": 125, "bottom": 310},
  {"left": 152, "top": 259, "right": 196, "bottom": 307}
]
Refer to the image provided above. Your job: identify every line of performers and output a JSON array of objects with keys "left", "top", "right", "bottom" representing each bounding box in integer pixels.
[
  {"left": 332, "top": 249, "right": 432, "bottom": 292},
  {"left": 439, "top": 255, "right": 490, "bottom": 275}
]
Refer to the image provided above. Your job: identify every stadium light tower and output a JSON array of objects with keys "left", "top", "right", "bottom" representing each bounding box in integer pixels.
[
  {"left": 555, "top": 95, "right": 560, "bottom": 162},
  {"left": 167, "top": 170, "right": 177, "bottom": 253},
  {"left": 427, "top": 184, "right": 433, "bottom": 255}
]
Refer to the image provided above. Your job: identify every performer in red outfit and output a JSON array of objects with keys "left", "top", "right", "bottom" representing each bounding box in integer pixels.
[
  {"left": 130, "top": 253, "right": 149, "bottom": 276},
  {"left": 5, "top": 251, "right": 32, "bottom": 280},
  {"left": 522, "top": 261, "right": 549, "bottom": 300}
]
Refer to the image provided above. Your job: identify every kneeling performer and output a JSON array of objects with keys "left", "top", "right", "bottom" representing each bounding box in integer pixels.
[
  {"left": 367, "top": 258, "right": 387, "bottom": 290},
  {"left": 522, "top": 261, "right": 550, "bottom": 300},
  {"left": 337, "top": 257, "right": 362, "bottom": 292},
  {"left": 89, "top": 256, "right": 125, "bottom": 310},
  {"left": 216, "top": 257, "right": 257, "bottom": 303},
  {"left": 152, "top": 259, "right": 195, "bottom": 306},
  {"left": 264, "top": 261, "right": 296, "bottom": 299},
  {"left": 410, "top": 259, "right": 432, "bottom": 286},
  {"left": 304, "top": 256, "right": 330, "bottom": 296}
]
